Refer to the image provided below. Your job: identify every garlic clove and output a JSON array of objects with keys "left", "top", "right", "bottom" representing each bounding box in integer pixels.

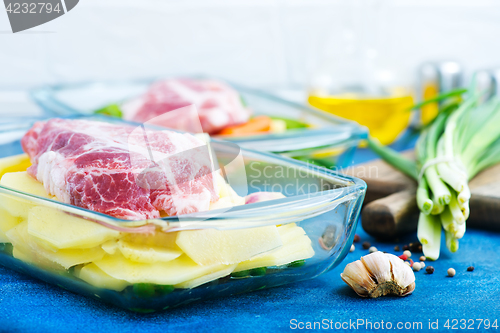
[
  {"left": 341, "top": 251, "right": 416, "bottom": 298},
  {"left": 385, "top": 253, "right": 415, "bottom": 290},
  {"left": 401, "top": 282, "right": 416, "bottom": 296},
  {"left": 340, "top": 260, "right": 377, "bottom": 297},
  {"left": 361, "top": 252, "right": 392, "bottom": 284}
]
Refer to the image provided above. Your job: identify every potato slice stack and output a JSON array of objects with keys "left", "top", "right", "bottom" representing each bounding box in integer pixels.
[{"left": 0, "top": 155, "right": 315, "bottom": 292}]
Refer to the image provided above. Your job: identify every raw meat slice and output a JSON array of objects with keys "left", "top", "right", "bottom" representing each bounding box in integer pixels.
[
  {"left": 123, "top": 78, "right": 251, "bottom": 134},
  {"left": 21, "top": 118, "right": 218, "bottom": 220}
]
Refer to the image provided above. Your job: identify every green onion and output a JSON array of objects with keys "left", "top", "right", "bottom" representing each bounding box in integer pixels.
[
  {"left": 416, "top": 178, "right": 433, "bottom": 215},
  {"left": 417, "top": 213, "right": 441, "bottom": 261},
  {"left": 366, "top": 137, "right": 418, "bottom": 180},
  {"left": 445, "top": 230, "right": 459, "bottom": 253},
  {"left": 368, "top": 79, "right": 500, "bottom": 259},
  {"left": 430, "top": 194, "right": 445, "bottom": 215},
  {"left": 409, "top": 88, "right": 467, "bottom": 111}
]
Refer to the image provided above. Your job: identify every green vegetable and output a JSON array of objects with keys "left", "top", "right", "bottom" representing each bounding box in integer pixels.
[
  {"left": 250, "top": 267, "right": 267, "bottom": 276},
  {"left": 133, "top": 283, "right": 156, "bottom": 298},
  {"left": 94, "top": 104, "right": 123, "bottom": 118},
  {"left": 230, "top": 267, "right": 267, "bottom": 277},
  {"left": 366, "top": 137, "right": 418, "bottom": 179},
  {"left": 231, "top": 270, "right": 250, "bottom": 278},
  {"left": 409, "top": 88, "right": 467, "bottom": 111},
  {"left": 416, "top": 178, "right": 433, "bottom": 215},
  {"left": 131, "top": 283, "right": 174, "bottom": 297},
  {"left": 269, "top": 116, "right": 308, "bottom": 130},
  {"left": 368, "top": 78, "right": 500, "bottom": 259},
  {"left": 287, "top": 259, "right": 306, "bottom": 268},
  {"left": 416, "top": 213, "right": 441, "bottom": 261},
  {"left": 156, "top": 285, "right": 175, "bottom": 295}
]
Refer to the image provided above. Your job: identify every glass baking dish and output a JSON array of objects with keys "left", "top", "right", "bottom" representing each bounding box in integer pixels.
[
  {"left": 30, "top": 79, "right": 367, "bottom": 169},
  {"left": 0, "top": 116, "right": 365, "bottom": 312}
]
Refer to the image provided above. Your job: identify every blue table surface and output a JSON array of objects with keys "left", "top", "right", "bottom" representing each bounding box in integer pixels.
[{"left": 1, "top": 131, "right": 500, "bottom": 333}]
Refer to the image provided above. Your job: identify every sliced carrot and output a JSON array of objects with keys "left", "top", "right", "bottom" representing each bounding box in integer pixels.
[{"left": 219, "top": 115, "right": 272, "bottom": 136}]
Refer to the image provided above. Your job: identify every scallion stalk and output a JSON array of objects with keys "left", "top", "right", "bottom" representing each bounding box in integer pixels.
[
  {"left": 367, "top": 79, "right": 500, "bottom": 259},
  {"left": 416, "top": 177, "right": 433, "bottom": 215},
  {"left": 417, "top": 213, "right": 442, "bottom": 260},
  {"left": 445, "top": 230, "right": 459, "bottom": 253}
]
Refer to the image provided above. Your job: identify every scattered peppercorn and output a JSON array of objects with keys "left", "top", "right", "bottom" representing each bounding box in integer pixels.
[
  {"left": 426, "top": 266, "right": 435, "bottom": 274},
  {"left": 394, "top": 245, "right": 400, "bottom": 252},
  {"left": 419, "top": 256, "right": 426, "bottom": 262},
  {"left": 350, "top": 244, "right": 355, "bottom": 252},
  {"left": 412, "top": 262, "right": 421, "bottom": 272},
  {"left": 409, "top": 241, "right": 423, "bottom": 253},
  {"left": 403, "top": 244, "right": 410, "bottom": 251},
  {"left": 447, "top": 268, "right": 456, "bottom": 277},
  {"left": 420, "top": 262, "right": 425, "bottom": 268},
  {"left": 467, "top": 266, "right": 475, "bottom": 272},
  {"left": 403, "top": 250, "right": 412, "bottom": 258},
  {"left": 362, "top": 241, "right": 371, "bottom": 250},
  {"left": 353, "top": 234, "right": 361, "bottom": 243},
  {"left": 368, "top": 246, "right": 378, "bottom": 253}
]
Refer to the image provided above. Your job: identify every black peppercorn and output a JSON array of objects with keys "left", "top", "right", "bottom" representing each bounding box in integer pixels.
[
  {"left": 467, "top": 266, "right": 475, "bottom": 272},
  {"left": 362, "top": 241, "right": 371, "bottom": 250},
  {"left": 410, "top": 241, "right": 422, "bottom": 253},
  {"left": 426, "top": 266, "right": 435, "bottom": 274}
]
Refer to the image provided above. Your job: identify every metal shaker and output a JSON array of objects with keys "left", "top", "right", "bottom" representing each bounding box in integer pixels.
[
  {"left": 473, "top": 68, "right": 500, "bottom": 102},
  {"left": 417, "top": 61, "right": 464, "bottom": 125}
]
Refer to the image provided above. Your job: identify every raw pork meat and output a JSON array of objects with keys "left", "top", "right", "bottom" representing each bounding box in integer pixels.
[
  {"left": 21, "top": 119, "right": 218, "bottom": 220},
  {"left": 123, "top": 78, "right": 251, "bottom": 134}
]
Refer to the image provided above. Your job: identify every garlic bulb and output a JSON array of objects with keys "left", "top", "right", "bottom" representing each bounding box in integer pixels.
[{"left": 341, "top": 252, "right": 415, "bottom": 298}]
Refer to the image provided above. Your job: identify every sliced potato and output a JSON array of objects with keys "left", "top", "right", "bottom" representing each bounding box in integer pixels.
[
  {"left": 6, "top": 222, "right": 31, "bottom": 255},
  {"left": 0, "top": 209, "right": 21, "bottom": 243},
  {"left": 0, "top": 172, "right": 54, "bottom": 218},
  {"left": 76, "top": 263, "right": 130, "bottom": 292},
  {"left": 176, "top": 225, "right": 282, "bottom": 266},
  {"left": 234, "top": 225, "right": 315, "bottom": 272},
  {"left": 12, "top": 247, "right": 34, "bottom": 264},
  {"left": 7, "top": 221, "right": 106, "bottom": 270},
  {"left": 0, "top": 154, "right": 31, "bottom": 179},
  {"left": 175, "top": 264, "right": 236, "bottom": 289},
  {"left": 93, "top": 253, "right": 232, "bottom": 285},
  {"left": 122, "top": 231, "right": 180, "bottom": 251},
  {"left": 28, "top": 206, "right": 121, "bottom": 250},
  {"left": 117, "top": 239, "right": 182, "bottom": 264},
  {"left": 41, "top": 246, "right": 105, "bottom": 270}
]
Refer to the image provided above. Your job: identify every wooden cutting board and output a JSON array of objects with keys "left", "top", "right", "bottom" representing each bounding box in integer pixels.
[{"left": 343, "top": 151, "right": 500, "bottom": 239}]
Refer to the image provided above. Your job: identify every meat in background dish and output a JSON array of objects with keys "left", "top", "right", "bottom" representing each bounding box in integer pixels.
[{"left": 122, "top": 78, "right": 251, "bottom": 134}]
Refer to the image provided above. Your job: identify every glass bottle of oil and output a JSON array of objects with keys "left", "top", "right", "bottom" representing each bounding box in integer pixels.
[{"left": 307, "top": 1, "right": 414, "bottom": 146}]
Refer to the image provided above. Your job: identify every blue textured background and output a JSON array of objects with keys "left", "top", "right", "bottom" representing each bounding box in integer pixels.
[{"left": 1, "top": 134, "right": 500, "bottom": 333}]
